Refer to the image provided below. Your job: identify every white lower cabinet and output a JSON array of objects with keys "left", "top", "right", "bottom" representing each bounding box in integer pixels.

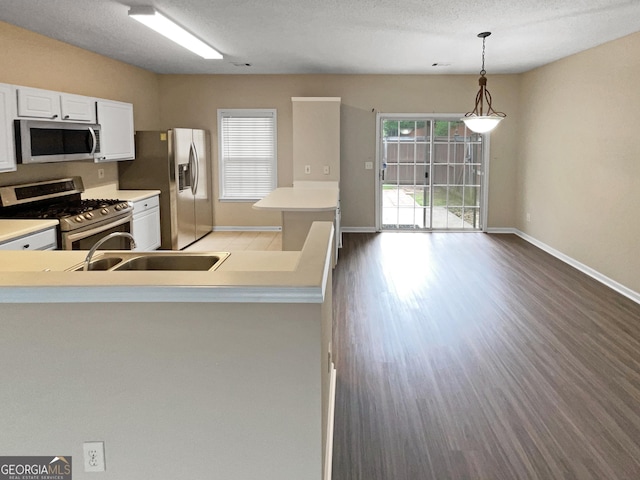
[
  {"left": 0, "top": 227, "right": 58, "bottom": 251},
  {"left": 132, "top": 195, "right": 161, "bottom": 251}
]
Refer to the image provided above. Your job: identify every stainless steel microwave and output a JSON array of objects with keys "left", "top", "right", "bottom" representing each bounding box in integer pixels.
[{"left": 15, "top": 119, "right": 101, "bottom": 164}]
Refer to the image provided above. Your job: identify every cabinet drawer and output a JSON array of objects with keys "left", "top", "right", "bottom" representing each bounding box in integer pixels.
[
  {"left": 132, "top": 195, "right": 160, "bottom": 212},
  {"left": 0, "top": 228, "right": 57, "bottom": 251}
]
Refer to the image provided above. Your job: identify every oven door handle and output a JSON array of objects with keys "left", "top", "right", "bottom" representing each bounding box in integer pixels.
[{"left": 65, "top": 214, "right": 133, "bottom": 245}]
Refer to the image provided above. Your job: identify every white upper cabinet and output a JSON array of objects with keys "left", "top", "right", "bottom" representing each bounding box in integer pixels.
[
  {"left": 16, "top": 87, "right": 95, "bottom": 122},
  {"left": 60, "top": 93, "right": 95, "bottom": 122},
  {"left": 0, "top": 84, "right": 17, "bottom": 172},
  {"left": 17, "top": 87, "right": 60, "bottom": 120},
  {"left": 95, "top": 100, "right": 135, "bottom": 162},
  {"left": 0, "top": 84, "right": 134, "bottom": 167}
]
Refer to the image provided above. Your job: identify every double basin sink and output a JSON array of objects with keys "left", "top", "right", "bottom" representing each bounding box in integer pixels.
[{"left": 68, "top": 252, "right": 230, "bottom": 272}]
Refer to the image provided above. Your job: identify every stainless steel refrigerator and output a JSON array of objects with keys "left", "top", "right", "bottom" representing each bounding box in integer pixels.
[{"left": 118, "top": 129, "right": 213, "bottom": 250}]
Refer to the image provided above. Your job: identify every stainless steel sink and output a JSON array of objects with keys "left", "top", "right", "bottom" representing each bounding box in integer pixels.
[
  {"left": 67, "top": 252, "right": 229, "bottom": 272},
  {"left": 113, "top": 254, "right": 223, "bottom": 271},
  {"left": 78, "top": 256, "right": 123, "bottom": 271}
]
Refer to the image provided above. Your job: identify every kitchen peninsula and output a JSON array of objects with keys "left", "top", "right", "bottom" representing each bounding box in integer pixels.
[
  {"left": 253, "top": 182, "right": 340, "bottom": 265},
  {"left": 0, "top": 222, "right": 336, "bottom": 480}
]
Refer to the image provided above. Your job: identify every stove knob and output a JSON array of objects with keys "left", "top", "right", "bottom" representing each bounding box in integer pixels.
[
  {"left": 75, "top": 216, "right": 84, "bottom": 223},
  {"left": 114, "top": 204, "right": 121, "bottom": 211},
  {"left": 101, "top": 208, "right": 109, "bottom": 215},
  {"left": 84, "top": 212, "right": 94, "bottom": 220},
  {"left": 121, "top": 202, "right": 129, "bottom": 210}
]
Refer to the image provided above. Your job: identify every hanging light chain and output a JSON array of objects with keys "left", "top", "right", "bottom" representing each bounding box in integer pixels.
[{"left": 480, "top": 35, "right": 486, "bottom": 75}]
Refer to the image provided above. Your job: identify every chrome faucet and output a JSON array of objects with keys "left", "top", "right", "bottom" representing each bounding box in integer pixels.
[{"left": 84, "top": 232, "right": 136, "bottom": 271}]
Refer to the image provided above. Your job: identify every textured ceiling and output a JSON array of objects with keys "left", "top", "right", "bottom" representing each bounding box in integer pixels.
[{"left": 1, "top": 0, "right": 639, "bottom": 75}]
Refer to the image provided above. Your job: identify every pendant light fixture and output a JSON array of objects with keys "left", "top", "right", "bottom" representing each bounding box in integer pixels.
[{"left": 461, "top": 32, "right": 506, "bottom": 133}]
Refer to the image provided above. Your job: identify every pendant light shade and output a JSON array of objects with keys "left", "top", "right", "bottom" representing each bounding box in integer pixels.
[
  {"left": 461, "top": 32, "right": 506, "bottom": 133},
  {"left": 462, "top": 115, "right": 503, "bottom": 134}
]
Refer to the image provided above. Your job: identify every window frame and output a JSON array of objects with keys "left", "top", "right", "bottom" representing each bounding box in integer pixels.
[{"left": 217, "top": 108, "right": 277, "bottom": 202}]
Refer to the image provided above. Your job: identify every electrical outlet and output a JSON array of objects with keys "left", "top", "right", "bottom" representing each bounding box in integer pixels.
[
  {"left": 526, "top": 212, "right": 531, "bottom": 222},
  {"left": 304, "top": 165, "right": 311, "bottom": 174},
  {"left": 323, "top": 165, "right": 330, "bottom": 175},
  {"left": 97, "top": 169, "right": 105, "bottom": 179},
  {"left": 83, "top": 441, "right": 105, "bottom": 472},
  {"left": 365, "top": 161, "right": 373, "bottom": 170}
]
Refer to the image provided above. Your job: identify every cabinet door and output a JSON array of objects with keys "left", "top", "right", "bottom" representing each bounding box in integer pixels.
[
  {"left": 60, "top": 94, "right": 95, "bottom": 122},
  {"left": 133, "top": 208, "right": 161, "bottom": 251},
  {"left": 0, "top": 84, "right": 16, "bottom": 172},
  {"left": 16, "top": 87, "right": 61, "bottom": 120},
  {"left": 95, "top": 100, "right": 135, "bottom": 162},
  {"left": 132, "top": 196, "right": 161, "bottom": 251}
]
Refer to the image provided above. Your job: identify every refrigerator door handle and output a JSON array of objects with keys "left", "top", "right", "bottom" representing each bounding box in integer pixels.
[
  {"left": 191, "top": 142, "right": 200, "bottom": 195},
  {"left": 188, "top": 143, "right": 196, "bottom": 195}
]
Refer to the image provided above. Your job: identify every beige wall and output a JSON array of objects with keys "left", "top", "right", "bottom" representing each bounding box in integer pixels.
[
  {"left": 292, "top": 98, "right": 341, "bottom": 182},
  {"left": 517, "top": 31, "right": 640, "bottom": 293},
  {"left": 0, "top": 21, "right": 160, "bottom": 189},
  {"left": 159, "top": 74, "right": 520, "bottom": 228}
]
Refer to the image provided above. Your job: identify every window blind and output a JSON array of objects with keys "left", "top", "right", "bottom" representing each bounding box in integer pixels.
[{"left": 218, "top": 110, "right": 277, "bottom": 201}]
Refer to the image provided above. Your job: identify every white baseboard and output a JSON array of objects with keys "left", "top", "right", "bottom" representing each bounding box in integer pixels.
[
  {"left": 212, "top": 226, "right": 282, "bottom": 232},
  {"left": 324, "top": 363, "right": 336, "bottom": 480},
  {"left": 485, "top": 227, "right": 516, "bottom": 234},
  {"left": 487, "top": 228, "right": 640, "bottom": 305},
  {"left": 341, "top": 226, "right": 377, "bottom": 233}
]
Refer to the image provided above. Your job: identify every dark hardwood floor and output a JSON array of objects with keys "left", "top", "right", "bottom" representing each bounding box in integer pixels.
[{"left": 331, "top": 232, "right": 640, "bottom": 480}]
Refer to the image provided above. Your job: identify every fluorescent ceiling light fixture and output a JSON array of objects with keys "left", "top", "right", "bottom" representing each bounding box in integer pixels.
[{"left": 128, "top": 6, "right": 222, "bottom": 59}]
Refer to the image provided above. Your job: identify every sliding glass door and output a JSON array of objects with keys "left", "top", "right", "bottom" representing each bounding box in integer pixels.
[{"left": 377, "top": 115, "right": 486, "bottom": 231}]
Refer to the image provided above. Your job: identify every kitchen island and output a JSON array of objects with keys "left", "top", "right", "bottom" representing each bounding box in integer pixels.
[
  {"left": 253, "top": 183, "right": 340, "bottom": 265},
  {"left": 0, "top": 222, "right": 336, "bottom": 480}
]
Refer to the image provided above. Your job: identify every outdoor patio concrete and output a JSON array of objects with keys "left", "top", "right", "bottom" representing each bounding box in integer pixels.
[{"left": 382, "top": 187, "right": 474, "bottom": 229}]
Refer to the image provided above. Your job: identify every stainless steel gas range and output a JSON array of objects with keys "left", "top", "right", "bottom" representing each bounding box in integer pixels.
[{"left": 0, "top": 177, "right": 134, "bottom": 250}]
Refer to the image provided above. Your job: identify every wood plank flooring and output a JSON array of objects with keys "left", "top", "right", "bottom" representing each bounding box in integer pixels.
[{"left": 331, "top": 232, "right": 640, "bottom": 480}]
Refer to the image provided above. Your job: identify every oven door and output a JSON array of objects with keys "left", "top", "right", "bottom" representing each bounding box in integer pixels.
[{"left": 62, "top": 214, "right": 134, "bottom": 251}]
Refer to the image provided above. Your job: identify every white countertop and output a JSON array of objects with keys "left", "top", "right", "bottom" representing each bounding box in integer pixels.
[
  {"left": 253, "top": 187, "right": 339, "bottom": 212},
  {"left": 0, "top": 219, "right": 59, "bottom": 243},
  {"left": 83, "top": 185, "right": 160, "bottom": 203},
  {"left": 0, "top": 222, "right": 334, "bottom": 305}
]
